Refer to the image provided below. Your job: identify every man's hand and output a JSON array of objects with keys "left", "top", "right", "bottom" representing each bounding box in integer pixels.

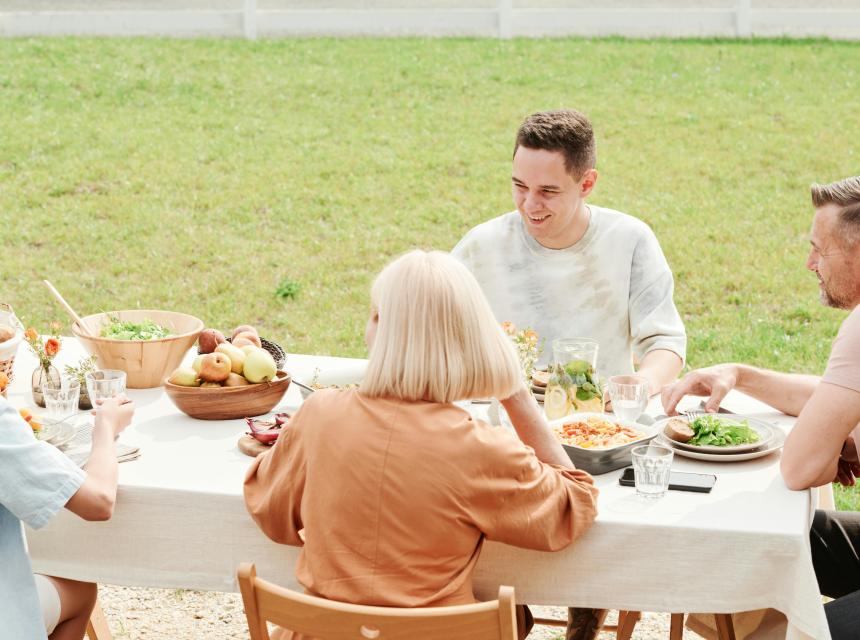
[
  {"left": 92, "top": 395, "right": 134, "bottom": 439},
  {"left": 834, "top": 437, "right": 860, "bottom": 487},
  {"left": 661, "top": 364, "right": 740, "bottom": 416}
]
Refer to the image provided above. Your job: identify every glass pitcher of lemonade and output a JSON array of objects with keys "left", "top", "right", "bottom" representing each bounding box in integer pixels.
[{"left": 544, "top": 338, "right": 604, "bottom": 420}]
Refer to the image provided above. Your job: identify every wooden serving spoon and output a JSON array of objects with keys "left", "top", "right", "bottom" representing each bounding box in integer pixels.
[{"left": 43, "top": 280, "right": 95, "bottom": 337}]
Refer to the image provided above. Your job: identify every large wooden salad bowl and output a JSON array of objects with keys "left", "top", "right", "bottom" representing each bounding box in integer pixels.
[
  {"left": 164, "top": 371, "right": 292, "bottom": 420},
  {"left": 72, "top": 310, "right": 204, "bottom": 389}
]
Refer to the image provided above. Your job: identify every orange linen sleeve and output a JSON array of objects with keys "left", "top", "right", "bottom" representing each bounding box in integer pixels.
[
  {"left": 467, "top": 429, "right": 599, "bottom": 552},
  {"left": 243, "top": 406, "right": 309, "bottom": 547}
]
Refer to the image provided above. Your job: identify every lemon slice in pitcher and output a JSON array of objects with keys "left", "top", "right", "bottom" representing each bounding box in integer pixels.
[
  {"left": 573, "top": 396, "right": 605, "bottom": 413},
  {"left": 544, "top": 386, "right": 571, "bottom": 420}
]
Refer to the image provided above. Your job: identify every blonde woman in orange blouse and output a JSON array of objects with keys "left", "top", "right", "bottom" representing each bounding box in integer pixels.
[{"left": 244, "top": 250, "right": 599, "bottom": 639}]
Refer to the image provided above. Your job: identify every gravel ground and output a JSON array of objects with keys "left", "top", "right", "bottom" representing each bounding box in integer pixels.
[{"left": 98, "top": 586, "right": 708, "bottom": 639}]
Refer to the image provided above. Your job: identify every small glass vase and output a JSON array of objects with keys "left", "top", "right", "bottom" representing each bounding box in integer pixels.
[
  {"left": 31, "top": 365, "right": 61, "bottom": 408},
  {"left": 78, "top": 386, "right": 93, "bottom": 411}
]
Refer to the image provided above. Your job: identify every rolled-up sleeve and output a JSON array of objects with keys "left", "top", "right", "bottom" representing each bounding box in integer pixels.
[
  {"left": 628, "top": 229, "right": 686, "bottom": 364},
  {"left": 0, "top": 399, "right": 85, "bottom": 530},
  {"left": 468, "top": 435, "right": 599, "bottom": 551}
]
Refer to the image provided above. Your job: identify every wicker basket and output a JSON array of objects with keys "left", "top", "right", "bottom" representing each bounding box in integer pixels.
[
  {"left": 198, "top": 336, "right": 286, "bottom": 370},
  {"left": 0, "top": 303, "right": 25, "bottom": 397}
]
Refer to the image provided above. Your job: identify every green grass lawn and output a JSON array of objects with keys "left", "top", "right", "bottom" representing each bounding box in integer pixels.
[{"left": 1, "top": 37, "right": 859, "bottom": 506}]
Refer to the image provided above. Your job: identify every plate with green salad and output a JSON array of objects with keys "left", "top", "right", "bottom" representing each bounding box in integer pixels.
[{"left": 656, "top": 413, "right": 775, "bottom": 454}]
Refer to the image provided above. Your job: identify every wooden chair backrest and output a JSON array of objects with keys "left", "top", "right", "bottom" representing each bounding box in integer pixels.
[{"left": 237, "top": 563, "right": 517, "bottom": 640}]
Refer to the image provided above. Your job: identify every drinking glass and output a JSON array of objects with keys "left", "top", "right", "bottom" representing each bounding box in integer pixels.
[
  {"left": 608, "top": 374, "right": 650, "bottom": 423},
  {"left": 544, "top": 338, "right": 603, "bottom": 420},
  {"left": 85, "top": 370, "right": 127, "bottom": 404},
  {"left": 42, "top": 377, "right": 81, "bottom": 420},
  {"left": 631, "top": 444, "right": 674, "bottom": 499}
]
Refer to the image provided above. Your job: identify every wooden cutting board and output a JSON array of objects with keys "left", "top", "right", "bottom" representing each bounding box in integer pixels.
[{"left": 238, "top": 434, "right": 273, "bottom": 457}]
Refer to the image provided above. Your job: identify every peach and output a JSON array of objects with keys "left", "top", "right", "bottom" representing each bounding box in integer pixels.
[
  {"left": 234, "top": 331, "right": 262, "bottom": 348},
  {"left": 231, "top": 324, "right": 257, "bottom": 340}
]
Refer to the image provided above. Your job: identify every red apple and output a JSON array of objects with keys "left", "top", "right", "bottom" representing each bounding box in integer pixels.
[
  {"left": 198, "top": 352, "right": 231, "bottom": 383},
  {"left": 198, "top": 328, "right": 226, "bottom": 354}
]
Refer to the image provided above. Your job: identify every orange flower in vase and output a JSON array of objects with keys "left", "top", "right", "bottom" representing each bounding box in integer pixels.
[
  {"left": 45, "top": 338, "right": 60, "bottom": 357},
  {"left": 23, "top": 323, "right": 63, "bottom": 407}
]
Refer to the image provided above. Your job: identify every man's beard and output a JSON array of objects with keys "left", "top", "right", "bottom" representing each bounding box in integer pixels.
[{"left": 820, "top": 279, "right": 854, "bottom": 309}]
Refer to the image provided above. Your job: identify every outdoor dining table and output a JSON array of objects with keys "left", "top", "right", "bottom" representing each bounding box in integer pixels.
[{"left": 11, "top": 339, "right": 830, "bottom": 639}]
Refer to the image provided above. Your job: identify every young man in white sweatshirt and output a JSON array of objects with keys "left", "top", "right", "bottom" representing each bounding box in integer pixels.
[
  {"left": 452, "top": 108, "right": 686, "bottom": 640},
  {"left": 452, "top": 109, "right": 686, "bottom": 396}
]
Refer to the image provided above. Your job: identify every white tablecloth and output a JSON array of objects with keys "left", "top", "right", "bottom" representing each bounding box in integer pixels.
[{"left": 9, "top": 340, "right": 830, "bottom": 639}]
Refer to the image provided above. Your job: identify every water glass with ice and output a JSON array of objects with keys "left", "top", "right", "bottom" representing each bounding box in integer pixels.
[
  {"left": 42, "top": 377, "right": 81, "bottom": 420},
  {"left": 608, "top": 374, "right": 650, "bottom": 422},
  {"left": 86, "top": 370, "right": 127, "bottom": 404},
  {"left": 631, "top": 444, "right": 673, "bottom": 499}
]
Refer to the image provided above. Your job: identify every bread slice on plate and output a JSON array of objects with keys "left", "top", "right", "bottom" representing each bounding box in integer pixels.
[
  {"left": 664, "top": 417, "right": 694, "bottom": 443},
  {"left": 532, "top": 370, "right": 550, "bottom": 388}
]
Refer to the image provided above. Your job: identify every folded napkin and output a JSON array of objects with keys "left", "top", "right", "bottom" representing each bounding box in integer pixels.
[{"left": 63, "top": 420, "right": 140, "bottom": 468}]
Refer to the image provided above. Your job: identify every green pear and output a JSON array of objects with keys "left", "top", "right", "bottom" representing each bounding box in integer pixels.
[
  {"left": 192, "top": 354, "right": 206, "bottom": 374},
  {"left": 244, "top": 349, "right": 277, "bottom": 383},
  {"left": 168, "top": 367, "right": 201, "bottom": 387}
]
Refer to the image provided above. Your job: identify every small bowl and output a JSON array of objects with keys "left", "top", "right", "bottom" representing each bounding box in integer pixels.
[
  {"left": 73, "top": 310, "right": 204, "bottom": 389},
  {"left": 295, "top": 360, "right": 368, "bottom": 401},
  {"left": 164, "top": 371, "right": 292, "bottom": 420}
]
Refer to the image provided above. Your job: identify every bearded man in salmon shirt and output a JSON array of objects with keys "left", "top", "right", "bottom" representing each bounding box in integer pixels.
[{"left": 662, "top": 176, "right": 860, "bottom": 640}]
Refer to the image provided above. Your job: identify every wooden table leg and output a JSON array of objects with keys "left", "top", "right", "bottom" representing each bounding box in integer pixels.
[
  {"left": 616, "top": 610, "right": 641, "bottom": 640},
  {"left": 669, "top": 613, "right": 684, "bottom": 640},
  {"left": 86, "top": 600, "right": 113, "bottom": 640},
  {"left": 714, "top": 614, "right": 737, "bottom": 640}
]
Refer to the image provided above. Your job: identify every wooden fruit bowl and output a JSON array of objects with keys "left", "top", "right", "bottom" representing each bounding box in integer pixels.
[
  {"left": 164, "top": 371, "right": 292, "bottom": 420},
  {"left": 72, "top": 310, "right": 204, "bottom": 389}
]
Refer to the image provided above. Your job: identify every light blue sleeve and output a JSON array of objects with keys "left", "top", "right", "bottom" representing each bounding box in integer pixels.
[{"left": 0, "top": 398, "right": 86, "bottom": 530}]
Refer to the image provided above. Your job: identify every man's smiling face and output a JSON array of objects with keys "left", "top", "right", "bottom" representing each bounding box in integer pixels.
[
  {"left": 807, "top": 203, "right": 860, "bottom": 309},
  {"left": 511, "top": 146, "right": 595, "bottom": 250}
]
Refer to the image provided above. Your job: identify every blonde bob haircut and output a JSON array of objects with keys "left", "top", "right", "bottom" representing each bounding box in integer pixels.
[{"left": 360, "top": 250, "right": 521, "bottom": 404}]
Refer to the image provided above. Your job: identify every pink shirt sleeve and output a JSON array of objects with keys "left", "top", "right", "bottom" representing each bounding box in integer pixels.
[{"left": 822, "top": 306, "right": 860, "bottom": 393}]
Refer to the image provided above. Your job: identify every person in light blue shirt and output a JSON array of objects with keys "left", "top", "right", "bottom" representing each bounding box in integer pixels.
[{"left": 0, "top": 394, "right": 133, "bottom": 639}]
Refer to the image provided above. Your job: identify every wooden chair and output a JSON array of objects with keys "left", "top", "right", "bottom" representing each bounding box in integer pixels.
[
  {"left": 85, "top": 600, "right": 113, "bottom": 640},
  {"left": 533, "top": 610, "right": 736, "bottom": 640},
  {"left": 237, "top": 563, "right": 517, "bottom": 640},
  {"left": 618, "top": 612, "right": 736, "bottom": 640}
]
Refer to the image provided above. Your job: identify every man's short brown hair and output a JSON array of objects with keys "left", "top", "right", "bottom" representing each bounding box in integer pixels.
[
  {"left": 811, "top": 176, "right": 860, "bottom": 248},
  {"left": 514, "top": 109, "right": 596, "bottom": 179}
]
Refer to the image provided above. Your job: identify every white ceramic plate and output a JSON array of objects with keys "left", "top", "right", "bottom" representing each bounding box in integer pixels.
[
  {"left": 654, "top": 414, "right": 774, "bottom": 454},
  {"left": 39, "top": 418, "right": 77, "bottom": 448},
  {"left": 657, "top": 427, "right": 786, "bottom": 462},
  {"left": 296, "top": 361, "right": 367, "bottom": 400}
]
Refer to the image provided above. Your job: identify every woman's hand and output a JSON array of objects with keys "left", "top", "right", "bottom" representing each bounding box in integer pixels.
[{"left": 93, "top": 395, "right": 134, "bottom": 439}]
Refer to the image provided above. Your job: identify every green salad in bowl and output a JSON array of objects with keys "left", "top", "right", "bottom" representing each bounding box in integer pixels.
[{"left": 100, "top": 315, "right": 172, "bottom": 341}]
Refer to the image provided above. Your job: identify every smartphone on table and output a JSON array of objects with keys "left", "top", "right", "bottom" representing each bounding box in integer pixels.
[{"left": 619, "top": 467, "right": 717, "bottom": 493}]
